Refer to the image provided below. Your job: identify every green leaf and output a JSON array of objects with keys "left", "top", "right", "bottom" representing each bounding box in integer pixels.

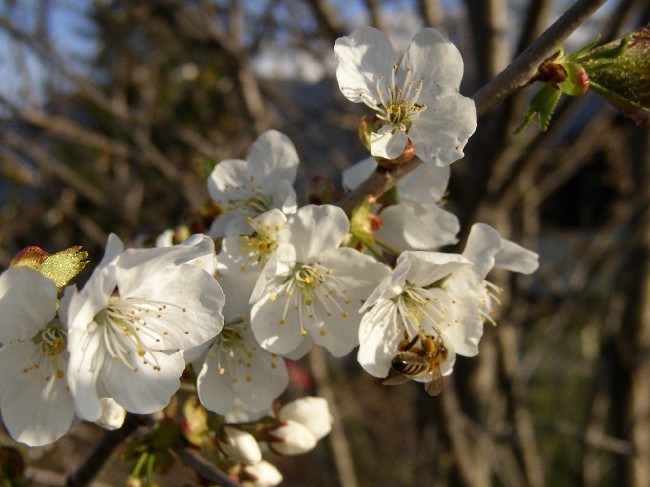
[{"left": 517, "top": 84, "right": 562, "bottom": 133}]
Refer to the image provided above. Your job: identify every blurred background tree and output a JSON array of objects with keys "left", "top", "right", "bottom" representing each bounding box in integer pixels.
[{"left": 0, "top": 0, "right": 648, "bottom": 486}]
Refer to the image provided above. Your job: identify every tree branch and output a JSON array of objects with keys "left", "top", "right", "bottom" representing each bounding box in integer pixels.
[{"left": 472, "top": 0, "right": 608, "bottom": 117}]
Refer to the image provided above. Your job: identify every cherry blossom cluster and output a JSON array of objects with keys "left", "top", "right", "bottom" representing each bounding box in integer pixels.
[{"left": 0, "top": 25, "right": 538, "bottom": 485}]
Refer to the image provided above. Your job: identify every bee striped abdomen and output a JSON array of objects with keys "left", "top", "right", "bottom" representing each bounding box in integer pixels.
[{"left": 391, "top": 352, "right": 430, "bottom": 377}]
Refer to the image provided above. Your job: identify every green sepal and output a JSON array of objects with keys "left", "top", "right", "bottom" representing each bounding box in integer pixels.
[
  {"left": 557, "top": 62, "right": 589, "bottom": 96},
  {"left": 580, "top": 26, "right": 650, "bottom": 127},
  {"left": 10, "top": 246, "right": 88, "bottom": 291},
  {"left": 516, "top": 84, "right": 562, "bottom": 133},
  {"left": 37, "top": 247, "right": 89, "bottom": 291},
  {"left": 358, "top": 117, "right": 379, "bottom": 152}
]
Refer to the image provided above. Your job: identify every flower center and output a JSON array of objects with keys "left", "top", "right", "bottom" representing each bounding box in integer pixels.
[
  {"left": 273, "top": 263, "right": 351, "bottom": 337},
  {"left": 31, "top": 321, "right": 67, "bottom": 380},
  {"left": 95, "top": 296, "right": 184, "bottom": 373},
  {"left": 394, "top": 283, "right": 452, "bottom": 338},
  {"left": 226, "top": 190, "right": 274, "bottom": 218},
  {"left": 361, "top": 65, "right": 427, "bottom": 131},
  {"left": 209, "top": 321, "right": 263, "bottom": 384},
  {"left": 238, "top": 219, "right": 279, "bottom": 271}
]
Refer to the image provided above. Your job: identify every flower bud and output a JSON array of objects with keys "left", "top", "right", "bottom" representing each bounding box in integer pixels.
[
  {"left": 269, "top": 420, "right": 317, "bottom": 455},
  {"left": 277, "top": 396, "right": 332, "bottom": 441},
  {"left": 95, "top": 397, "right": 126, "bottom": 430},
  {"left": 220, "top": 426, "right": 263, "bottom": 465},
  {"left": 241, "top": 460, "right": 283, "bottom": 487}
]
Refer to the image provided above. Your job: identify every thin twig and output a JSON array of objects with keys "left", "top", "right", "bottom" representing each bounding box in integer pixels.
[{"left": 175, "top": 447, "right": 242, "bottom": 487}]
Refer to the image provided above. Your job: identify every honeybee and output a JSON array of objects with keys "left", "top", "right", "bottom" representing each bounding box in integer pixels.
[{"left": 382, "top": 332, "right": 447, "bottom": 396}]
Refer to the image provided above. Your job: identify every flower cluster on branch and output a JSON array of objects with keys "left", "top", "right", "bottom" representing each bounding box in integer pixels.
[{"left": 0, "top": 25, "right": 539, "bottom": 486}]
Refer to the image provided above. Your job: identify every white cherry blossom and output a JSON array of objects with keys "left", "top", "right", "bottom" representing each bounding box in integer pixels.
[
  {"left": 208, "top": 130, "right": 299, "bottom": 237},
  {"left": 63, "top": 233, "right": 225, "bottom": 422},
  {"left": 358, "top": 224, "right": 538, "bottom": 380},
  {"left": 250, "top": 205, "right": 391, "bottom": 357},
  {"left": 194, "top": 271, "right": 288, "bottom": 416},
  {"left": 343, "top": 157, "right": 459, "bottom": 250},
  {"left": 0, "top": 266, "right": 74, "bottom": 446},
  {"left": 335, "top": 26, "right": 476, "bottom": 165}
]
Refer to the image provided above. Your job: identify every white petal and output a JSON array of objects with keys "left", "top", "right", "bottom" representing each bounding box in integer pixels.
[
  {"left": 275, "top": 179, "right": 298, "bottom": 214},
  {"left": 408, "top": 94, "right": 477, "bottom": 166},
  {"left": 462, "top": 223, "right": 503, "bottom": 279},
  {"left": 207, "top": 158, "right": 249, "bottom": 203},
  {"left": 0, "top": 342, "right": 74, "bottom": 446},
  {"left": 376, "top": 201, "right": 459, "bottom": 250},
  {"left": 63, "top": 236, "right": 123, "bottom": 331},
  {"left": 116, "top": 264, "right": 225, "bottom": 351},
  {"left": 247, "top": 130, "right": 299, "bottom": 187},
  {"left": 335, "top": 26, "right": 397, "bottom": 103},
  {"left": 251, "top": 294, "right": 306, "bottom": 355},
  {"left": 370, "top": 126, "right": 408, "bottom": 160},
  {"left": 342, "top": 157, "right": 377, "bottom": 190},
  {"left": 308, "top": 248, "right": 389, "bottom": 357},
  {"left": 357, "top": 301, "right": 401, "bottom": 378},
  {"left": 360, "top": 261, "right": 409, "bottom": 312},
  {"left": 209, "top": 211, "right": 251, "bottom": 238},
  {"left": 0, "top": 267, "right": 57, "bottom": 342},
  {"left": 278, "top": 205, "right": 349, "bottom": 261},
  {"left": 249, "top": 245, "right": 296, "bottom": 303},
  {"left": 67, "top": 325, "right": 106, "bottom": 421},
  {"left": 115, "top": 234, "right": 216, "bottom": 295},
  {"left": 399, "top": 162, "right": 450, "bottom": 202},
  {"left": 397, "top": 251, "right": 472, "bottom": 288},
  {"left": 196, "top": 331, "right": 288, "bottom": 415},
  {"left": 100, "top": 350, "right": 184, "bottom": 414},
  {"left": 495, "top": 238, "right": 539, "bottom": 274},
  {"left": 282, "top": 336, "right": 314, "bottom": 360},
  {"left": 402, "top": 28, "right": 465, "bottom": 92}
]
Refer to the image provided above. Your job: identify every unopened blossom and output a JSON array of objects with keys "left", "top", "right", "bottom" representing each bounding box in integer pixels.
[
  {"left": 220, "top": 425, "right": 263, "bottom": 465},
  {"left": 268, "top": 420, "right": 317, "bottom": 455},
  {"left": 335, "top": 26, "right": 476, "bottom": 165},
  {"left": 63, "top": 234, "right": 225, "bottom": 422},
  {"left": 208, "top": 130, "right": 300, "bottom": 237},
  {"left": 277, "top": 396, "right": 332, "bottom": 441},
  {"left": 358, "top": 224, "right": 538, "bottom": 380},
  {"left": 241, "top": 460, "right": 283, "bottom": 487},
  {"left": 250, "top": 205, "right": 391, "bottom": 358},
  {"left": 343, "top": 157, "right": 459, "bottom": 249},
  {"left": 218, "top": 209, "right": 288, "bottom": 275},
  {"left": 194, "top": 271, "right": 288, "bottom": 417},
  {"left": 0, "top": 267, "right": 74, "bottom": 446},
  {"left": 95, "top": 397, "right": 126, "bottom": 430}
]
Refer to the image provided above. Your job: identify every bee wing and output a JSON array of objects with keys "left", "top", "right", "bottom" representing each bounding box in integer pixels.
[
  {"left": 424, "top": 369, "right": 444, "bottom": 397},
  {"left": 382, "top": 373, "right": 412, "bottom": 386}
]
